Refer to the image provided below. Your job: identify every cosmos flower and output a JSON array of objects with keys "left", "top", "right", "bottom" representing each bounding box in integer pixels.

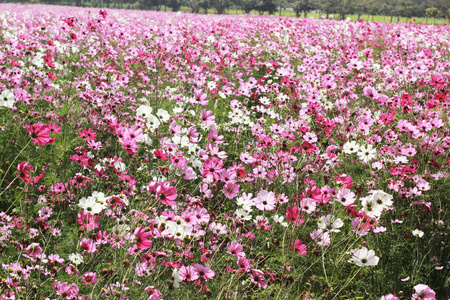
[{"left": 348, "top": 247, "right": 379, "bottom": 267}]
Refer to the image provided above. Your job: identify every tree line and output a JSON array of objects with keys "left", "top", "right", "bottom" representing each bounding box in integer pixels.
[{"left": 2, "top": 0, "right": 450, "bottom": 22}]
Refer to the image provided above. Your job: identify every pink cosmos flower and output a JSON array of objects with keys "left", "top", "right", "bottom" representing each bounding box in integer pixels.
[
  {"left": 236, "top": 257, "right": 252, "bottom": 273},
  {"left": 249, "top": 269, "right": 267, "bottom": 289},
  {"left": 77, "top": 128, "right": 97, "bottom": 141},
  {"left": 53, "top": 281, "right": 79, "bottom": 299},
  {"left": 193, "top": 263, "right": 215, "bottom": 281},
  {"left": 193, "top": 88, "right": 208, "bottom": 106},
  {"left": 153, "top": 149, "right": 168, "bottom": 161},
  {"left": 227, "top": 241, "right": 245, "bottom": 258},
  {"left": 179, "top": 265, "right": 199, "bottom": 282},
  {"left": 155, "top": 181, "right": 178, "bottom": 206},
  {"left": 148, "top": 181, "right": 178, "bottom": 206},
  {"left": 411, "top": 284, "right": 435, "bottom": 300},
  {"left": 286, "top": 206, "right": 305, "bottom": 226},
  {"left": 25, "top": 123, "right": 53, "bottom": 146},
  {"left": 300, "top": 198, "right": 316, "bottom": 214},
  {"left": 77, "top": 210, "right": 100, "bottom": 231},
  {"left": 16, "top": 161, "right": 33, "bottom": 182},
  {"left": 201, "top": 158, "right": 223, "bottom": 180},
  {"left": 200, "top": 109, "right": 215, "bottom": 125},
  {"left": 26, "top": 243, "right": 42, "bottom": 257},
  {"left": 310, "top": 229, "right": 331, "bottom": 246},
  {"left": 79, "top": 238, "right": 97, "bottom": 254},
  {"left": 47, "top": 122, "right": 61, "bottom": 134},
  {"left": 223, "top": 181, "right": 240, "bottom": 199},
  {"left": 82, "top": 272, "right": 97, "bottom": 285},
  {"left": 292, "top": 239, "right": 307, "bottom": 256},
  {"left": 134, "top": 226, "right": 153, "bottom": 250},
  {"left": 254, "top": 190, "right": 276, "bottom": 211},
  {"left": 120, "top": 136, "right": 139, "bottom": 154},
  {"left": 145, "top": 286, "right": 162, "bottom": 300}
]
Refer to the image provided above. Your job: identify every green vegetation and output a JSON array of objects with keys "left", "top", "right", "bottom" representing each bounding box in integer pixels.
[{"left": 3, "top": 0, "right": 450, "bottom": 24}]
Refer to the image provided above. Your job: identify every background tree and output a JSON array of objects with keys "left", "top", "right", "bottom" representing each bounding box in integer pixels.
[
  {"left": 167, "top": 0, "right": 182, "bottom": 11},
  {"left": 293, "top": 0, "right": 315, "bottom": 17},
  {"left": 426, "top": 6, "right": 440, "bottom": 22},
  {"left": 234, "top": 0, "right": 259, "bottom": 13},
  {"left": 210, "top": 0, "right": 230, "bottom": 14},
  {"left": 426, "top": 0, "right": 450, "bottom": 21},
  {"left": 336, "top": 0, "right": 352, "bottom": 20}
]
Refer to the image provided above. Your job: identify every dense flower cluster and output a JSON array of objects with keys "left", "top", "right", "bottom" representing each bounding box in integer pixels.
[{"left": 0, "top": 4, "right": 448, "bottom": 299}]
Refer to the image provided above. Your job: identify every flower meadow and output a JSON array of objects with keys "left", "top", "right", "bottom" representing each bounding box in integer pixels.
[{"left": 0, "top": 4, "right": 449, "bottom": 299}]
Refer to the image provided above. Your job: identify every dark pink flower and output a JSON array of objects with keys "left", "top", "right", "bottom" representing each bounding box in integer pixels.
[
  {"left": 79, "top": 238, "right": 97, "bottom": 254},
  {"left": 134, "top": 226, "right": 152, "bottom": 250},
  {"left": 292, "top": 239, "right": 307, "bottom": 256},
  {"left": 16, "top": 161, "right": 33, "bottom": 183},
  {"left": 82, "top": 272, "right": 97, "bottom": 285},
  {"left": 25, "top": 123, "right": 52, "bottom": 146}
]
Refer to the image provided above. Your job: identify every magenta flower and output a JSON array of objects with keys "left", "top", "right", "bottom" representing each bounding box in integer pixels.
[
  {"left": 25, "top": 123, "right": 53, "bottom": 146},
  {"left": 134, "top": 226, "right": 153, "bottom": 250},
  {"left": 286, "top": 206, "right": 305, "bottom": 226},
  {"left": 236, "top": 257, "right": 251, "bottom": 273},
  {"left": 53, "top": 281, "right": 79, "bottom": 299},
  {"left": 292, "top": 239, "right": 307, "bottom": 256},
  {"left": 16, "top": 161, "right": 33, "bottom": 183},
  {"left": 79, "top": 238, "right": 97, "bottom": 254},
  {"left": 83, "top": 272, "right": 97, "bottom": 285},
  {"left": 155, "top": 181, "right": 178, "bottom": 206}
]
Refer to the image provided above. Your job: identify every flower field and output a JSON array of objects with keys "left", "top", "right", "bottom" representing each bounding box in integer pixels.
[{"left": 0, "top": 4, "right": 449, "bottom": 299}]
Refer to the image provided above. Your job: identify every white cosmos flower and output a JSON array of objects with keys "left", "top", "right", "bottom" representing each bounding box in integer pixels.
[
  {"left": 235, "top": 208, "right": 252, "bottom": 221},
  {"left": 357, "top": 144, "right": 377, "bottom": 163},
  {"left": 113, "top": 161, "right": 126, "bottom": 171},
  {"left": 342, "top": 141, "right": 360, "bottom": 154},
  {"left": 78, "top": 197, "right": 103, "bottom": 214},
  {"left": 370, "top": 190, "right": 393, "bottom": 208},
  {"left": 111, "top": 223, "right": 130, "bottom": 237},
  {"left": 172, "top": 268, "right": 183, "bottom": 288},
  {"left": 68, "top": 253, "right": 83, "bottom": 265},
  {"left": 317, "top": 215, "right": 344, "bottom": 232},
  {"left": 0, "top": 90, "right": 15, "bottom": 108},
  {"left": 91, "top": 191, "right": 107, "bottom": 208},
  {"left": 146, "top": 114, "right": 161, "bottom": 131},
  {"left": 360, "top": 195, "right": 384, "bottom": 219},
  {"left": 156, "top": 109, "right": 170, "bottom": 122},
  {"left": 412, "top": 229, "right": 424, "bottom": 238},
  {"left": 348, "top": 247, "right": 379, "bottom": 267},
  {"left": 273, "top": 215, "right": 288, "bottom": 227},
  {"left": 167, "top": 222, "right": 192, "bottom": 240},
  {"left": 136, "top": 105, "right": 152, "bottom": 119}
]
